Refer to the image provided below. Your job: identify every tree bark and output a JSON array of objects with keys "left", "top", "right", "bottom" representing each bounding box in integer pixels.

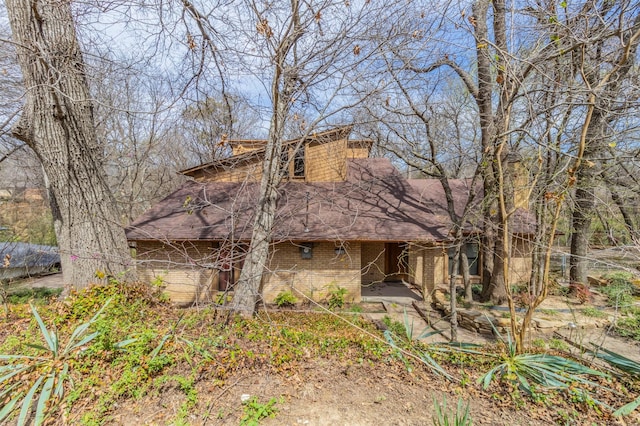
[
  {"left": 6, "top": 0, "right": 135, "bottom": 288},
  {"left": 230, "top": 0, "right": 302, "bottom": 316}
]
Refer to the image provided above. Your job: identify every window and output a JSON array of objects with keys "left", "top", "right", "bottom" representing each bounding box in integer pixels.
[
  {"left": 293, "top": 145, "right": 305, "bottom": 178},
  {"left": 448, "top": 243, "right": 479, "bottom": 276},
  {"left": 280, "top": 150, "right": 289, "bottom": 177}
]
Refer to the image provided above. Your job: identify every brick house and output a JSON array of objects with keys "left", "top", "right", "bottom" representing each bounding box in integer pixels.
[{"left": 126, "top": 127, "right": 533, "bottom": 305}]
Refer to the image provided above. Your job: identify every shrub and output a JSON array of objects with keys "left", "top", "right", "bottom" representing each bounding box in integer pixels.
[
  {"left": 327, "top": 286, "right": 348, "bottom": 310},
  {"left": 615, "top": 307, "right": 640, "bottom": 341},
  {"left": 274, "top": 290, "right": 297, "bottom": 307},
  {"left": 601, "top": 273, "right": 635, "bottom": 309}
]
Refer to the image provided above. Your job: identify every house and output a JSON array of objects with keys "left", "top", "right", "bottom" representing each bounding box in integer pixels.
[
  {"left": 126, "top": 126, "right": 534, "bottom": 305},
  {"left": 0, "top": 242, "right": 60, "bottom": 280}
]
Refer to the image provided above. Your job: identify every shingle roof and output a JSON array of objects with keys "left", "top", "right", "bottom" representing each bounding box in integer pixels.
[
  {"left": 408, "top": 178, "right": 536, "bottom": 235},
  {"left": 126, "top": 158, "right": 451, "bottom": 243}
]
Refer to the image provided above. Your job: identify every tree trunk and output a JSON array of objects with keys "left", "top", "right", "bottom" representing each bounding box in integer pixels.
[
  {"left": 230, "top": 0, "right": 302, "bottom": 316},
  {"left": 230, "top": 112, "right": 285, "bottom": 316},
  {"left": 461, "top": 250, "right": 472, "bottom": 302},
  {"left": 449, "top": 245, "right": 460, "bottom": 343},
  {"left": 6, "top": 0, "right": 135, "bottom": 288},
  {"left": 569, "top": 103, "right": 606, "bottom": 285}
]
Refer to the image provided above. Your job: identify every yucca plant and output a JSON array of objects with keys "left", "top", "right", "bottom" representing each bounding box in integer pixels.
[
  {"left": 0, "top": 298, "right": 134, "bottom": 425},
  {"left": 432, "top": 396, "right": 472, "bottom": 426},
  {"left": 383, "top": 309, "right": 453, "bottom": 380},
  {"left": 588, "top": 345, "right": 640, "bottom": 417},
  {"left": 475, "top": 316, "right": 608, "bottom": 395}
]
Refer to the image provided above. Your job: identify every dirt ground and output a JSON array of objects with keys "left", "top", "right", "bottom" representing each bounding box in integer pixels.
[{"left": 104, "top": 359, "right": 561, "bottom": 426}]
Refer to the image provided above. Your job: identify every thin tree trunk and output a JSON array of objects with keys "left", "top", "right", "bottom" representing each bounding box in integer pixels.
[
  {"left": 6, "top": 0, "right": 135, "bottom": 288},
  {"left": 230, "top": 0, "right": 302, "bottom": 316},
  {"left": 449, "top": 245, "right": 460, "bottom": 343},
  {"left": 461, "top": 250, "right": 472, "bottom": 302}
]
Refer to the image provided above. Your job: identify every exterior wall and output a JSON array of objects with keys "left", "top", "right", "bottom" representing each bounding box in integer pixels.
[
  {"left": 305, "top": 138, "right": 348, "bottom": 182},
  {"left": 193, "top": 162, "right": 262, "bottom": 183},
  {"left": 510, "top": 236, "right": 533, "bottom": 284},
  {"left": 361, "top": 242, "right": 386, "bottom": 284},
  {"left": 408, "top": 244, "right": 447, "bottom": 298},
  {"left": 135, "top": 241, "right": 217, "bottom": 305},
  {"left": 192, "top": 136, "right": 369, "bottom": 184},
  {"left": 346, "top": 141, "right": 371, "bottom": 159},
  {"left": 262, "top": 241, "right": 362, "bottom": 303}
]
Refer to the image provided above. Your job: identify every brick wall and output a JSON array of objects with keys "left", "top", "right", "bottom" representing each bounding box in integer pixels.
[
  {"left": 263, "top": 241, "right": 362, "bottom": 303},
  {"left": 361, "top": 242, "right": 386, "bottom": 284},
  {"left": 193, "top": 136, "right": 359, "bottom": 184},
  {"left": 135, "top": 241, "right": 217, "bottom": 305},
  {"left": 408, "top": 244, "right": 447, "bottom": 299},
  {"left": 509, "top": 236, "right": 533, "bottom": 284}
]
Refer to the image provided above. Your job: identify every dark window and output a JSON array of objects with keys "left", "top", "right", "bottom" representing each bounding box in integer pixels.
[
  {"left": 448, "top": 243, "right": 479, "bottom": 276},
  {"left": 293, "top": 145, "right": 305, "bottom": 177},
  {"left": 280, "top": 150, "right": 289, "bottom": 177}
]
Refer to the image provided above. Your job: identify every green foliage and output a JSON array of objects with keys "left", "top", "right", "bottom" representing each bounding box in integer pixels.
[
  {"left": 615, "top": 307, "right": 640, "bottom": 340},
  {"left": 240, "top": 396, "right": 279, "bottom": 425},
  {"left": 0, "top": 299, "right": 133, "bottom": 426},
  {"left": 548, "top": 338, "right": 569, "bottom": 352},
  {"left": 6, "top": 287, "right": 63, "bottom": 305},
  {"left": 274, "top": 290, "right": 297, "bottom": 307},
  {"left": 582, "top": 307, "right": 607, "bottom": 318},
  {"left": 432, "top": 396, "right": 473, "bottom": 426},
  {"left": 382, "top": 310, "right": 452, "bottom": 380},
  {"left": 601, "top": 273, "right": 636, "bottom": 308},
  {"left": 477, "top": 332, "right": 607, "bottom": 396},
  {"left": 7, "top": 287, "right": 62, "bottom": 305},
  {"left": 327, "top": 286, "right": 348, "bottom": 310}
]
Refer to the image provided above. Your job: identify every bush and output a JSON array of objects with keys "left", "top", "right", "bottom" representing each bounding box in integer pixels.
[
  {"left": 615, "top": 307, "right": 640, "bottom": 341},
  {"left": 327, "top": 286, "right": 348, "bottom": 310},
  {"left": 274, "top": 290, "right": 297, "bottom": 307},
  {"left": 601, "top": 273, "right": 636, "bottom": 309}
]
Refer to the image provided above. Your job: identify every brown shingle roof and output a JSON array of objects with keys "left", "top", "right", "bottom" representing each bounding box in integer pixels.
[
  {"left": 126, "top": 158, "right": 451, "bottom": 243},
  {"left": 408, "top": 178, "right": 536, "bottom": 235}
]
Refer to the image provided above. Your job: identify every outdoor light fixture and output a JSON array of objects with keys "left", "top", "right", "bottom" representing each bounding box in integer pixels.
[
  {"left": 300, "top": 242, "right": 313, "bottom": 259},
  {"left": 334, "top": 246, "right": 346, "bottom": 255}
]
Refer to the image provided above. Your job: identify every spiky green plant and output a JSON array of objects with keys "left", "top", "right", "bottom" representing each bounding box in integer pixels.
[
  {"left": 432, "top": 396, "right": 472, "bottom": 426},
  {"left": 475, "top": 316, "right": 608, "bottom": 395},
  {"left": 383, "top": 309, "right": 453, "bottom": 380},
  {"left": 0, "top": 298, "right": 134, "bottom": 425},
  {"left": 588, "top": 345, "right": 640, "bottom": 417}
]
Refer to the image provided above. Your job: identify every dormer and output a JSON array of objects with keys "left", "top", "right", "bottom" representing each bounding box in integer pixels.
[{"left": 179, "top": 126, "right": 372, "bottom": 183}]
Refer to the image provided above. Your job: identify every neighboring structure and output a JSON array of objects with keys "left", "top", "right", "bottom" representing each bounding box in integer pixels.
[
  {"left": 0, "top": 242, "right": 60, "bottom": 280},
  {"left": 126, "top": 127, "right": 534, "bottom": 305}
]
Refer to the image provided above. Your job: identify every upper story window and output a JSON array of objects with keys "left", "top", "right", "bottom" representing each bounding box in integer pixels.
[
  {"left": 293, "top": 145, "right": 305, "bottom": 178},
  {"left": 280, "top": 150, "right": 289, "bottom": 178}
]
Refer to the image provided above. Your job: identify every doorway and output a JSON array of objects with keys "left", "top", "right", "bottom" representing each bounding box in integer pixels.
[{"left": 384, "top": 242, "right": 408, "bottom": 281}]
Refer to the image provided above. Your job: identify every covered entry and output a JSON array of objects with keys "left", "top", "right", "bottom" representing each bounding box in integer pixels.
[{"left": 384, "top": 242, "right": 408, "bottom": 281}]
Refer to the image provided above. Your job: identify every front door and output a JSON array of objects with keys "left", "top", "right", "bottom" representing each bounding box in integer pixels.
[
  {"left": 217, "top": 245, "right": 246, "bottom": 291},
  {"left": 384, "top": 242, "right": 408, "bottom": 281}
]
